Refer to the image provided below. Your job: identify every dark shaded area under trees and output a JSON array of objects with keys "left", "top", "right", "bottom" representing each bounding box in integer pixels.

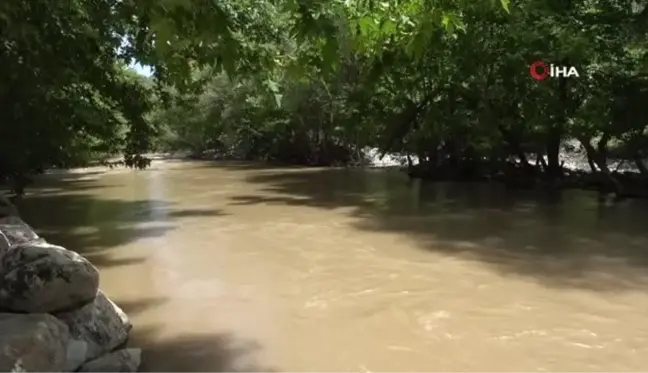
[
  {"left": 2, "top": 0, "right": 648, "bottom": 198},
  {"left": 226, "top": 166, "right": 648, "bottom": 293}
]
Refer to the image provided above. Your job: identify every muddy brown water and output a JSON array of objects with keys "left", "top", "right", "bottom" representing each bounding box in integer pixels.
[{"left": 16, "top": 160, "right": 648, "bottom": 372}]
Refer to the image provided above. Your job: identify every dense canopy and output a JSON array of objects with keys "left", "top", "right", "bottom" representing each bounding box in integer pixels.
[{"left": 1, "top": 0, "right": 648, "bottom": 195}]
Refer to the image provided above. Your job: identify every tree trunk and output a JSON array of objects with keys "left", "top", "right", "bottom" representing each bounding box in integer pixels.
[
  {"left": 633, "top": 152, "right": 648, "bottom": 176},
  {"left": 546, "top": 67, "right": 570, "bottom": 181},
  {"left": 586, "top": 150, "right": 598, "bottom": 172},
  {"left": 578, "top": 136, "right": 623, "bottom": 195},
  {"left": 498, "top": 125, "right": 530, "bottom": 168},
  {"left": 538, "top": 153, "right": 548, "bottom": 170},
  {"left": 545, "top": 127, "right": 562, "bottom": 179}
]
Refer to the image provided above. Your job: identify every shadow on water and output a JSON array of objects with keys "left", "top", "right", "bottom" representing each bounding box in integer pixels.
[
  {"left": 106, "top": 297, "right": 276, "bottom": 372},
  {"left": 17, "top": 173, "right": 264, "bottom": 372},
  {"left": 169, "top": 159, "right": 310, "bottom": 172},
  {"left": 134, "top": 329, "right": 276, "bottom": 372},
  {"left": 227, "top": 167, "right": 648, "bottom": 292},
  {"left": 12, "top": 172, "right": 227, "bottom": 269},
  {"left": 13, "top": 171, "right": 271, "bottom": 372}
]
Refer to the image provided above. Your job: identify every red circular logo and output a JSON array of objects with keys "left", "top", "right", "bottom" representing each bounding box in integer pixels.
[{"left": 530, "top": 61, "right": 549, "bottom": 81}]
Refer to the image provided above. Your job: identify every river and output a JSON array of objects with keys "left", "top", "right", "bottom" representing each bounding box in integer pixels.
[{"left": 16, "top": 160, "right": 648, "bottom": 371}]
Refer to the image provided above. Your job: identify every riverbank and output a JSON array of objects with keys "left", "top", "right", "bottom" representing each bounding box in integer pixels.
[
  {"left": 0, "top": 196, "right": 141, "bottom": 372},
  {"left": 32, "top": 143, "right": 648, "bottom": 201},
  {"left": 407, "top": 162, "right": 648, "bottom": 198},
  {"left": 156, "top": 146, "right": 648, "bottom": 199}
]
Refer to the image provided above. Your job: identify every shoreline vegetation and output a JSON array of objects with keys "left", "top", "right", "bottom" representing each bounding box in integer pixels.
[
  {"left": 204, "top": 145, "right": 645, "bottom": 200},
  {"left": 39, "top": 141, "right": 645, "bottom": 202},
  {"left": 3, "top": 0, "right": 648, "bottom": 208},
  {"left": 169, "top": 139, "right": 648, "bottom": 201},
  {"left": 10, "top": 139, "right": 647, "bottom": 197}
]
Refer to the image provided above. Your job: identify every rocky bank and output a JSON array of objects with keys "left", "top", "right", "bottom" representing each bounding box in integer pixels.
[{"left": 0, "top": 195, "right": 141, "bottom": 372}]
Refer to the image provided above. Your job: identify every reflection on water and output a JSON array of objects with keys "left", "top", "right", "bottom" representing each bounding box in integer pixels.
[{"left": 18, "top": 161, "right": 648, "bottom": 371}]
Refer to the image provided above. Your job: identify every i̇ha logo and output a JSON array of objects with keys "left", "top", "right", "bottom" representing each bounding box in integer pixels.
[{"left": 529, "top": 61, "right": 580, "bottom": 81}]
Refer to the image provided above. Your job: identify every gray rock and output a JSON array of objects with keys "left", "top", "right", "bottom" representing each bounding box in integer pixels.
[
  {"left": 0, "top": 232, "right": 10, "bottom": 261},
  {"left": 77, "top": 348, "right": 141, "bottom": 372},
  {"left": 0, "top": 313, "right": 70, "bottom": 372},
  {"left": 65, "top": 338, "right": 90, "bottom": 371},
  {"left": 0, "top": 242, "right": 99, "bottom": 313},
  {"left": 0, "top": 215, "right": 43, "bottom": 248},
  {"left": 55, "top": 290, "right": 132, "bottom": 370}
]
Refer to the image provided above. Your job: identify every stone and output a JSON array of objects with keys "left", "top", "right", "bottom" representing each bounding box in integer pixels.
[
  {"left": 0, "top": 242, "right": 99, "bottom": 313},
  {"left": 55, "top": 290, "right": 132, "bottom": 370},
  {"left": 0, "top": 313, "right": 70, "bottom": 372},
  {"left": 0, "top": 215, "right": 43, "bottom": 248},
  {"left": 0, "top": 232, "right": 10, "bottom": 261},
  {"left": 77, "top": 349, "right": 142, "bottom": 372},
  {"left": 65, "top": 338, "right": 90, "bottom": 371}
]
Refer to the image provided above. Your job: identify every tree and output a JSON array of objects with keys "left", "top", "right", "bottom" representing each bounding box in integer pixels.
[
  {"left": 0, "top": 1, "right": 157, "bottom": 193},
  {"left": 153, "top": 0, "right": 648, "bottom": 197},
  {"left": 5, "top": 0, "right": 646, "bottom": 197},
  {"left": 0, "top": 0, "right": 477, "bottom": 193}
]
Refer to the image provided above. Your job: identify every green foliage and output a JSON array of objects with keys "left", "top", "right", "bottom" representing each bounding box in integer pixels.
[
  {"left": 0, "top": 0, "right": 157, "bottom": 186},
  {"left": 2, "top": 0, "right": 648, "bottom": 194},
  {"left": 154, "top": 0, "right": 648, "bottom": 185}
]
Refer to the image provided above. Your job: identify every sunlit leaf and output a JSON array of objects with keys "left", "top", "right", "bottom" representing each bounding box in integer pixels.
[{"left": 500, "top": 0, "right": 510, "bottom": 13}]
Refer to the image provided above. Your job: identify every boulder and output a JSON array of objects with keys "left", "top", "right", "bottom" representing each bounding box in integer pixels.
[
  {"left": 0, "top": 199, "right": 35, "bottom": 261},
  {"left": 0, "top": 242, "right": 99, "bottom": 313},
  {"left": 0, "top": 215, "right": 43, "bottom": 248},
  {"left": 0, "top": 232, "right": 10, "bottom": 261},
  {"left": 55, "top": 290, "right": 132, "bottom": 370},
  {"left": 0, "top": 313, "right": 70, "bottom": 372},
  {"left": 64, "top": 339, "right": 90, "bottom": 371},
  {"left": 77, "top": 348, "right": 141, "bottom": 372}
]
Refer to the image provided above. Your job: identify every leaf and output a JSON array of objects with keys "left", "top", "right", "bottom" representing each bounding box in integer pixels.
[
  {"left": 273, "top": 93, "right": 283, "bottom": 108},
  {"left": 500, "top": 0, "right": 511, "bottom": 13},
  {"left": 445, "top": 12, "right": 465, "bottom": 32},
  {"left": 359, "top": 15, "right": 377, "bottom": 36},
  {"left": 161, "top": 0, "right": 193, "bottom": 11},
  {"left": 381, "top": 19, "right": 396, "bottom": 36},
  {"left": 321, "top": 38, "right": 339, "bottom": 67},
  {"left": 266, "top": 79, "right": 279, "bottom": 93},
  {"left": 441, "top": 14, "right": 452, "bottom": 31}
]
